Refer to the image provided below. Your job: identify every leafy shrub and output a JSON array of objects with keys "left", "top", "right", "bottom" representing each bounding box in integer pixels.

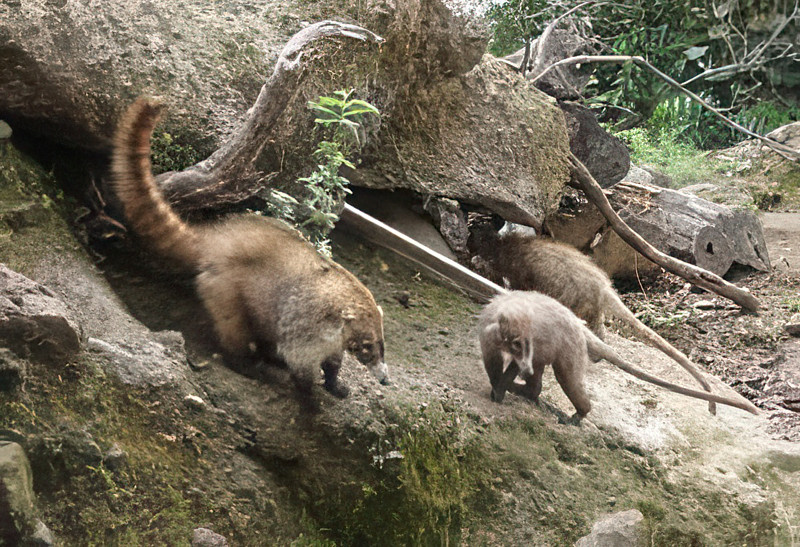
[{"left": 270, "top": 90, "right": 379, "bottom": 254}]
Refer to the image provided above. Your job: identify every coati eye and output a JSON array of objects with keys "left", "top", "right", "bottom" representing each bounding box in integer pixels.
[{"left": 511, "top": 339, "right": 523, "bottom": 352}]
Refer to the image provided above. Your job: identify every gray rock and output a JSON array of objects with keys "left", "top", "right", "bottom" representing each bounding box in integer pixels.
[
  {"left": 639, "top": 165, "right": 672, "bottom": 188},
  {"left": 0, "top": 264, "right": 82, "bottom": 366},
  {"left": 103, "top": 444, "right": 128, "bottom": 472},
  {"left": 620, "top": 164, "right": 654, "bottom": 186},
  {"left": 87, "top": 334, "right": 188, "bottom": 387},
  {"left": 351, "top": 55, "right": 571, "bottom": 228},
  {"left": 0, "top": 348, "right": 27, "bottom": 392},
  {"left": 575, "top": 509, "right": 643, "bottom": 547},
  {"left": 0, "top": 0, "right": 288, "bottom": 152},
  {"left": 192, "top": 527, "right": 228, "bottom": 547},
  {"left": 0, "top": 120, "right": 11, "bottom": 140},
  {"left": 30, "top": 519, "right": 56, "bottom": 546},
  {"left": 560, "top": 101, "right": 630, "bottom": 188},
  {"left": 28, "top": 428, "right": 103, "bottom": 483},
  {"left": 784, "top": 323, "right": 800, "bottom": 337},
  {"left": 423, "top": 197, "right": 470, "bottom": 259},
  {"left": 767, "top": 121, "right": 800, "bottom": 150},
  {"left": 504, "top": 28, "right": 595, "bottom": 100},
  {"left": 0, "top": 441, "right": 36, "bottom": 543}
]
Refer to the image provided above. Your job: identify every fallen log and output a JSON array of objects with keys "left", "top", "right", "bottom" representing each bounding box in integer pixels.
[
  {"left": 568, "top": 153, "right": 761, "bottom": 313},
  {"left": 608, "top": 181, "right": 771, "bottom": 276}
]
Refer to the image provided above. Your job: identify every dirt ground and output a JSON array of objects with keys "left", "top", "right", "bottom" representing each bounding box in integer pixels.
[{"left": 619, "top": 211, "right": 800, "bottom": 441}]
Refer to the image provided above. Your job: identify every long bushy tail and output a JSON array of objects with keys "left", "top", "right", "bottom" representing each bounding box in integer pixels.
[
  {"left": 584, "top": 328, "right": 759, "bottom": 415},
  {"left": 604, "top": 289, "right": 719, "bottom": 414},
  {"left": 111, "top": 98, "right": 201, "bottom": 269}
]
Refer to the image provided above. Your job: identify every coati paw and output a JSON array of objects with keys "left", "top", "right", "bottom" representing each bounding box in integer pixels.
[
  {"left": 561, "top": 412, "right": 586, "bottom": 426},
  {"left": 324, "top": 380, "right": 350, "bottom": 399},
  {"left": 490, "top": 388, "right": 506, "bottom": 403}
]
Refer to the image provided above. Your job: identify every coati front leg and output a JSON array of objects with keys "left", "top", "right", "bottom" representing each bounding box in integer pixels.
[
  {"left": 322, "top": 357, "right": 349, "bottom": 399},
  {"left": 512, "top": 365, "right": 544, "bottom": 403},
  {"left": 492, "top": 361, "right": 520, "bottom": 403}
]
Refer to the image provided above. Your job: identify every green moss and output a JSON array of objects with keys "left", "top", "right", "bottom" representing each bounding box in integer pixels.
[
  {"left": 0, "top": 142, "right": 81, "bottom": 276},
  {"left": 150, "top": 131, "right": 203, "bottom": 174}
]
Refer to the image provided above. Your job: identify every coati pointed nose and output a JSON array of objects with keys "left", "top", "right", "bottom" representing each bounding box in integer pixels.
[
  {"left": 380, "top": 377, "right": 391, "bottom": 386},
  {"left": 371, "top": 362, "right": 389, "bottom": 385}
]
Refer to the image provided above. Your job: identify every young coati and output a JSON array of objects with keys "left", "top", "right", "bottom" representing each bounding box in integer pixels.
[
  {"left": 479, "top": 291, "right": 759, "bottom": 422},
  {"left": 470, "top": 220, "right": 717, "bottom": 414},
  {"left": 110, "top": 98, "right": 388, "bottom": 400}
]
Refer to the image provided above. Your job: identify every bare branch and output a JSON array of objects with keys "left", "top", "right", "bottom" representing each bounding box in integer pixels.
[
  {"left": 532, "top": 54, "right": 800, "bottom": 162},
  {"left": 567, "top": 152, "right": 761, "bottom": 313},
  {"left": 155, "top": 21, "right": 384, "bottom": 213}
]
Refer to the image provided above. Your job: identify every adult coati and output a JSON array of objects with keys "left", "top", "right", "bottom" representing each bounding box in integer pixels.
[
  {"left": 470, "top": 219, "right": 718, "bottom": 414},
  {"left": 479, "top": 291, "right": 758, "bottom": 422},
  {"left": 110, "top": 98, "right": 388, "bottom": 401}
]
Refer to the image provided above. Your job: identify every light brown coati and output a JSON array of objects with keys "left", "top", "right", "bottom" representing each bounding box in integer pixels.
[
  {"left": 110, "top": 98, "right": 388, "bottom": 401},
  {"left": 470, "top": 220, "right": 718, "bottom": 414},
  {"left": 479, "top": 291, "right": 759, "bottom": 422}
]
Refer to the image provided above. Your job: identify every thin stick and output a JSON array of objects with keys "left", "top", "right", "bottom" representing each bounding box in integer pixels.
[
  {"left": 531, "top": 55, "right": 800, "bottom": 162},
  {"left": 568, "top": 152, "right": 761, "bottom": 313}
]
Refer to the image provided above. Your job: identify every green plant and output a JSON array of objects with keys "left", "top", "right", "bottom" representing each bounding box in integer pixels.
[
  {"left": 615, "top": 126, "right": 723, "bottom": 188},
  {"left": 150, "top": 131, "right": 202, "bottom": 174},
  {"left": 294, "top": 90, "right": 379, "bottom": 253}
]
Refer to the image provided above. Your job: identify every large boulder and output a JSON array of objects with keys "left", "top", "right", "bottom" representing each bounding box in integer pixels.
[
  {"left": 0, "top": 441, "right": 46, "bottom": 545},
  {"left": 0, "top": 0, "right": 290, "bottom": 152},
  {"left": 0, "top": 0, "right": 570, "bottom": 230},
  {"left": 559, "top": 101, "right": 630, "bottom": 188},
  {"left": 0, "top": 264, "right": 82, "bottom": 366}
]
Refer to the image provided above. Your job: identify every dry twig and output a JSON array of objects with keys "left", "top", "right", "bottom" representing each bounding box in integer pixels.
[{"left": 568, "top": 152, "right": 761, "bottom": 313}]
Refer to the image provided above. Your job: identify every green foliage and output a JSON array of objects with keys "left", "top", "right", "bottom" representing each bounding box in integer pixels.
[
  {"left": 487, "top": 0, "right": 798, "bottom": 147},
  {"left": 150, "top": 131, "right": 202, "bottom": 174},
  {"left": 736, "top": 102, "right": 800, "bottom": 136},
  {"left": 289, "top": 90, "right": 379, "bottom": 254},
  {"left": 615, "top": 126, "right": 723, "bottom": 188}
]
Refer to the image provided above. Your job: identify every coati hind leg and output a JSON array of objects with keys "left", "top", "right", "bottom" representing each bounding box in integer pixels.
[
  {"left": 196, "top": 273, "right": 254, "bottom": 360},
  {"left": 551, "top": 356, "right": 592, "bottom": 422}
]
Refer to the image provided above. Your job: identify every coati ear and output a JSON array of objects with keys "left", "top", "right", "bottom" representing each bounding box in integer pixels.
[
  {"left": 483, "top": 322, "right": 500, "bottom": 339},
  {"left": 498, "top": 313, "right": 509, "bottom": 332}
]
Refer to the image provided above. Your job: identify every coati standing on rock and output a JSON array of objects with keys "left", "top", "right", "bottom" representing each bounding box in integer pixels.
[
  {"left": 479, "top": 291, "right": 759, "bottom": 421},
  {"left": 110, "top": 98, "right": 388, "bottom": 401},
  {"left": 470, "top": 220, "right": 718, "bottom": 414}
]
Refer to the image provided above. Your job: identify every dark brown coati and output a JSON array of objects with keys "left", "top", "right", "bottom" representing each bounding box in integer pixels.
[
  {"left": 479, "top": 291, "right": 758, "bottom": 422},
  {"left": 110, "top": 98, "right": 388, "bottom": 401},
  {"left": 470, "top": 219, "right": 718, "bottom": 414}
]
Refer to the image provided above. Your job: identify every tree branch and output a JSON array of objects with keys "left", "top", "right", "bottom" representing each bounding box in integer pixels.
[
  {"left": 155, "top": 21, "right": 384, "bottom": 213},
  {"left": 532, "top": 54, "right": 800, "bottom": 162},
  {"left": 568, "top": 152, "right": 761, "bottom": 313}
]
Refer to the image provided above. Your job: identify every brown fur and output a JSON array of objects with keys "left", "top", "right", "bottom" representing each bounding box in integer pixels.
[
  {"left": 473, "top": 228, "right": 718, "bottom": 414},
  {"left": 479, "top": 291, "right": 759, "bottom": 420},
  {"left": 110, "top": 98, "right": 388, "bottom": 400}
]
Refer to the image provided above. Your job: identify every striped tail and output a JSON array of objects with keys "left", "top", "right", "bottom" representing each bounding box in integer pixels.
[
  {"left": 604, "top": 289, "right": 717, "bottom": 415},
  {"left": 110, "top": 98, "right": 201, "bottom": 269},
  {"left": 584, "top": 328, "right": 758, "bottom": 415}
]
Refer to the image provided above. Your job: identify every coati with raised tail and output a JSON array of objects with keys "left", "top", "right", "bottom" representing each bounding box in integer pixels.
[
  {"left": 469, "top": 219, "right": 718, "bottom": 414},
  {"left": 110, "top": 98, "right": 388, "bottom": 401},
  {"left": 479, "top": 291, "right": 759, "bottom": 421}
]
